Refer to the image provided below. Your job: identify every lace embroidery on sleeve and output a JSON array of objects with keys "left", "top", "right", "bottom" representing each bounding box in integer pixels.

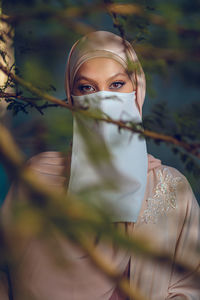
[{"left": 140, "top": 168, "right": 182, "bottom": 224}]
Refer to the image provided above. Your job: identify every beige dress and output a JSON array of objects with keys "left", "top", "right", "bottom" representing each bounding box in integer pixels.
[
  {"left": 130, "top": 165, "right": 200, "bottom": 299},
  {"left": 0, "top": 152, "right": 199, "bottom": 300}
]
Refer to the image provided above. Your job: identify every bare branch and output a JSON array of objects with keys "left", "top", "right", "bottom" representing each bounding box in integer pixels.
[
  {"left": 0, "top": 62, "right": 199, "bottom": 159},
  {"left": 0, "top": 91, "right": 41, "bottom": 101},
  {"left": 0, "top": 62, "right": 72, "bottom": 109}
]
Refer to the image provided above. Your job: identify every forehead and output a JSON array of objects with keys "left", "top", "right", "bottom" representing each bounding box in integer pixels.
[{"left": 75, "top": 57, "right": 126, "bottom": 77}]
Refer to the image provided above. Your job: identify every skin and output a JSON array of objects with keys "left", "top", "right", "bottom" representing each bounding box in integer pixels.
[{"left": 72, "top": 57, "right": 134, "bottom": 95}]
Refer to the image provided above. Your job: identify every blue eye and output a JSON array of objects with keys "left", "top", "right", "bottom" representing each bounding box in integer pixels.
[
  {"left": 110, "top": 81, "right": 125, "bottom": 89},
  {"left": 78, "top": 85, "right": 95, "bottom": 93}
]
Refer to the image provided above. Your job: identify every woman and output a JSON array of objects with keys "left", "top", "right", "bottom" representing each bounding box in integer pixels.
[{"left": 0, "top": 31, "right": 200, "bottom": 300}]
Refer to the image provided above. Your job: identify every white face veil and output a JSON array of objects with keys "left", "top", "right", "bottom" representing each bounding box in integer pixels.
[{"left": 65, "top": 31, "right": 148, "bottom": 222}]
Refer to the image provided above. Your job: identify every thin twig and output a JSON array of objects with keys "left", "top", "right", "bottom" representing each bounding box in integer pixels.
[
  {"left": 0, "top": 91, "right": 41, "bottom": 101},
  {"left": 0, "top": 62, "right": 199, "bottom": 158},
  {"left": 0, "top": 63, "right": 72, "bottom": 109}
]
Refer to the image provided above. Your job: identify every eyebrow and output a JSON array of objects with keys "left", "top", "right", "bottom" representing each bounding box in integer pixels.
[{"left": 75, "top": 72, "right": 128, "bottom": 83}]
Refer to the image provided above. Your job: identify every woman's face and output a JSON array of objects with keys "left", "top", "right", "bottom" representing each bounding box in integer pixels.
[{"left": 72, "top": 57, "right": 134, "bottom": 96}]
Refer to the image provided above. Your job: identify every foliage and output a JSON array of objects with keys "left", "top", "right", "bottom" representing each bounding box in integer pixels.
[{"left": 0, "top": 0, "right": 200, "bottom": 299}]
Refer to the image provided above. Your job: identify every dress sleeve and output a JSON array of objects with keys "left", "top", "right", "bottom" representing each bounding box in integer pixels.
[{"left": 167, "top": 177, "right": 200, "bottom": 299}]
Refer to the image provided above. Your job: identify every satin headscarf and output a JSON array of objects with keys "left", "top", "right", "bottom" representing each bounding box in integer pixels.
[
  {"left": 64, "top": 31, "right": 160, "bottom": 222},
  {"left": 65, "top": 31, "right": 161, "bottom": 171},
  {"left": 65, "top": 31, "right": 145, "bottom": 116}
]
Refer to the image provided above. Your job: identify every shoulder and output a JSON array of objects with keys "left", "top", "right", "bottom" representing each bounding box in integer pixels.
[
  {"left": 139, "top": 164, "right": 199, "bottom": 225},
  {"left": 152, "top": 164, "right": 186, "bottom": 182},
  {"left": 155, "top": 165, "right": 197, "bottom": 199},
  {"left": 150, "top": 164, "right": 198, "bottom": 207},
  {"left": 27, "top": 151, "right": 68, "bottom": 168},
  {"left": 26, "top": 151, "right": 70, "bottom": 188},
  {"left": 151, "top": 164, "right": 192, "bottom": 196}
]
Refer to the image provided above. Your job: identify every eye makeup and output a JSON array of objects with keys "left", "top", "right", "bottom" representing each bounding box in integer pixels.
[
  {"left": 77, "top": 80, "right": 126, "bottom": 94},
  {"left": 109, "top": 80, "right": 126, "bottom": 90},
  {"left": 78, "top": 84, "right": 95, "bottom": 93}
]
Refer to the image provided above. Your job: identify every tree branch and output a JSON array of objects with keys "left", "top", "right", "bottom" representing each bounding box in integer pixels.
[
  {"left": 0, "top": 62, "right": 199, "bottom": 159},
  {"left": 0, "top": 122, "right": 148, "bottom": 300},
  {"left": 0, "top": 122, "right": 199, "bottom": 299},
  {"left": 0, "top": 62, "right": 72, "bottom": 109},
  {"left": 0, "top": 91, "right": 41, "bottom": 101}
]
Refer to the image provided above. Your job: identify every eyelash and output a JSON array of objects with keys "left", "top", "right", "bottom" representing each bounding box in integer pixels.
[
  {"left": 78, "top": 81, "right": 126, "bottom": 93},
  {"left": 110, "top": 81, "right": 125, "bottom": 89},
  {"left": 78, "top": 85, "right": 95, "bottom": 93}
]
